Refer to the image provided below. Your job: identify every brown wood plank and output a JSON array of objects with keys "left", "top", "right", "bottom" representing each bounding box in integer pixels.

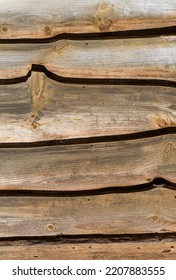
[
  {"left": 0, "top": 135, "right": 175, "bottom": 191},
  {"left": 0, "top": 72, "right": 175, "bottom": 142},
  {"left": 0, "top": 188, "right": 175, "bottom": 237},
  {"left": 0, "top": 36, "right": 176, "bottom": 80},
  {"left": 0, "top": 240, "right": 175, "bottom": 260},
  {"left": 0, "top": 0, "right": 176, "bottom": 39}
]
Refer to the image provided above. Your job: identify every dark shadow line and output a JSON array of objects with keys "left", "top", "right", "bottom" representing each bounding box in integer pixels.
[
  {"left": 34, "top": 65, "right": 176, "bottom": 87},
  {"left": 0, "top": 128, "right": 175, "bottom": 148},
  {"left": 0, "top": 71, "right": 31, "bottom": 85},
  {"left": 0, "top": 233, "right": 176, "bottom": 244},
  {"left": 0, "top": 179, "right": 175, "bottom": 197},
  {"left": 0, "top": 65, "right": 176, "bottom": 88},
  {"left": 0, "top": 26, "right": 175, "bottom": 44}
]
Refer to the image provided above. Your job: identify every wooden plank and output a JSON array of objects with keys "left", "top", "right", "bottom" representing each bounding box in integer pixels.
[
  {"left": 0, "top": 135, "right": 175, "bottom": 191},
  {"left": 0, "top": 240, "right": 175, "bottom": 260},
  {"left": 0, "top": 36, "right": 176, "bottom": 80},
  {"left": 0, "top": 188, "right": 175, "bottom": 237},
  {"left": 0, "top": 0, "right": 176, "bottom": 39},
  {"left": 0, "top": 72, "right": 175, "bottom": 143}
]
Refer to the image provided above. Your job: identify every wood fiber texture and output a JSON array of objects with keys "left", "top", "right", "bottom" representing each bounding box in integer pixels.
[
  {"left": 0, "top": 241, "right": 175, "bottom": 260},
  {"left": 0, "top": 36, "right": 176, "bottom": 80},
  {"left": 0, "top": 188, "right": 175, "bottom": 237},
  {"left": 0, "top": 0, "right": 175, "bottom": 39},
  {"left": 0, "top": 72, "right": 175, "bottom": 142},
  {"left": 0, "top": 0, "right": 176, "bottom": 260},
  {"left": 0, "top": 135, "right": 175, "bottom": 191}
]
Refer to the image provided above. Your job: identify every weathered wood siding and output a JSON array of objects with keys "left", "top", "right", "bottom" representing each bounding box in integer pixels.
[
  {"left": 0, "top": 37, "right": 176, "bottom": 80},
  {"left": 0, "top": 0, "right": 175, "bottom": 259},
  {"left": 1, "top": 240, "right": 176, "bottom": 260},
  {"left": 0, "top": 0, "right": 176, "bottom": 38},
  {"left": 0, "top": 187, "right": 175, "bottom": 237},
  {"left": 0, "top": 72, "right": 175, "bottom": 142},
  {"left": 0, "top": 136, "right": 175, "bottom": 191}
]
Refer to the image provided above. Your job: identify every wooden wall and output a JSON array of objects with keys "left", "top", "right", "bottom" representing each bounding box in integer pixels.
[{"left": 0, "top": 0, "right": 176, "bottom": 259}]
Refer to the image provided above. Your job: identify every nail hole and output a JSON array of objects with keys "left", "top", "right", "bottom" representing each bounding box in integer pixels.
[
  {"left": 151, "top": 215, "right": 159, "bottom": 222},
  {"left": 1, "top": 25, "right": 8, "bottom": 32},
  {"left": 47, "top": 224, "right": 55, "bottom": 231},
  {"left": 162, "top": 249, "right": 171, "bottom": 253}
]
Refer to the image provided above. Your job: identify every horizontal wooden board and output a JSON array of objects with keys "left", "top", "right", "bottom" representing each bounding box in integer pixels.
[
  {"left": 0, "top": 0, "right": 176, "bottom": 39},
  {"left": 0, "top": 72, "right": 175, "bottom": 142},
  {"left": 0, "top": 36, "right": 176, "bottom": 80},
  {"left": 0, "top": 240, "right": 175, "bottom": 260},
  {"left": 0, "top": 135, "right": 175, "bottom": 191},
  {"left": 0, "top": 188, "right": 175, "bottom": 237}
]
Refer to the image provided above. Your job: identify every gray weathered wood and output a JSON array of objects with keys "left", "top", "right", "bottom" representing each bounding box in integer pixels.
[
  {"left": 0, "top": 136, "right": 175, "bottom": 191},
  {"left": 0, "top": 36, "right": 176, "bottom": 80},
  {"left": 0, "top": 0, "right": 176, "bottom": 39},
  {"left": 0, "top": 240, "right": 176, "bottom": 260},
  {"left": 0, "top": 72, "right": 175, "bottom": 142},
  {"left": 0, "top": 188, "right": 175, "bottom": 237}
]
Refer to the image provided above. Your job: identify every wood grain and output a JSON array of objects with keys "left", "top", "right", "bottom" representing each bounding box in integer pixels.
[
  {"left": 1, "top": 0, "right": 176, "bottom": 262},
  {"left": 0, "top": 72, "right": 175, "bottom": 142},
  {"left": 0, "top": 188, "right": 175, "bottom": 237},
  {"left": 0, "top": 36, "right": 176, "bottom": 80},
  {"left": 0, "top": 135, "right": 175, "bottom": 191},
  {"left": 0, "top": 241, "right": 175, "bottom": 260},
  {"left": 0, "top": 0, "right": 176, "bottom": 39}
]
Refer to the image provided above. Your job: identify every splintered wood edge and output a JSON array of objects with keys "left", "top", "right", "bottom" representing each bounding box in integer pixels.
[
  {"left": 0, "top": 36, "right": 176, "bottom": 80},
  {"left": 0, "top": 0, "right": 176, "bottom": 38},
  {"left": 0, "top": 241, "right": 175, "bottom": 260},
  {"left": 0, "top": 187, "right": 175, "bottom": 237},
  {"left": 0, "top": 72, "right": 175, "bottom": 142}
]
